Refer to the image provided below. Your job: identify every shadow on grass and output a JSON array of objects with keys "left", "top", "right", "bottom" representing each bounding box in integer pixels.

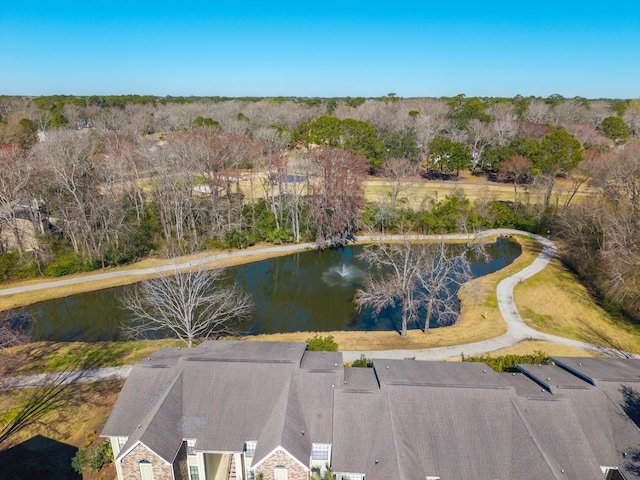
[
  {"left": 0, "top": 346, "right": 114, "bottom": 448},
  {"left": 577, "top": 317, "right": 635, "bottom": 357},
  {"left": 0, "top": 434, "right": 80, "bottom": 480}
]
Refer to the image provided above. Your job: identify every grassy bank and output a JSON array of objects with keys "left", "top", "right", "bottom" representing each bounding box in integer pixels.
[{"left": 515, "top": 248, "right": 640, "bottom": 354}]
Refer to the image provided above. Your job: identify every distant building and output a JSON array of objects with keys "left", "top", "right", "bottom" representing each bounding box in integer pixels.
[{"left": 102, "top": 341, "right": 640, "bottom": 480}]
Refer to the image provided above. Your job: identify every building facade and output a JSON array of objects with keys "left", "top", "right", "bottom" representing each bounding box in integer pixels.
[{"left": 102, "top": 341, "right": 640, "bottom": 480}]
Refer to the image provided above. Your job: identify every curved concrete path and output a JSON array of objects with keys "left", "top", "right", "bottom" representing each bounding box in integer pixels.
[
  {"left": 2, "top": 229, "right": 637, "bottom": 390},
  {"left": 344, "top": 229, "right": 639, "bottom": 361}
]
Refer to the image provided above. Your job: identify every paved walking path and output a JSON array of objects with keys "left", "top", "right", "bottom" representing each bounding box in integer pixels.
[{"left": 2, "top": 229, "right": 637, "bottom": 390}]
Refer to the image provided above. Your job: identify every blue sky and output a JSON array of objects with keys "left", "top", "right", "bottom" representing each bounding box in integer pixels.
[{"left": 1, "top": 1, "right": 639, "bottom": 98}]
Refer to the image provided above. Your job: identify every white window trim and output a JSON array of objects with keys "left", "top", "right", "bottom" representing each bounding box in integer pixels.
[
  {"left": 274, "top": 466, "right": 288, "bottom": 480},
  {"left": 311, "top": 443, "right": 331, "bottom": 461},
  {"left": 139, "top": 460, "right": 154, "bottom": 480}
]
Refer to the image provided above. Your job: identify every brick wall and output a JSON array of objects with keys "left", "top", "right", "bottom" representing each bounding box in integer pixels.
[
  {"left": 173, "top": 441, "right": 189, "bottom": 480},
  {"left": 121, "top": 443, "right": 175, "bottom": 480},
  {"left": 254, "top": 448, "right": 308, "bottom": 480}
]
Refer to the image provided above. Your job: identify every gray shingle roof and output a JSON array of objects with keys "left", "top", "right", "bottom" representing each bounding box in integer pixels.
[
  {"left": 517, "top": 364, "right": 593, "bottom": 393},
  {"left": 551, "top": 356, "right": 640, "bottom": 384},
  {"left": 103, "top": 343, "right": 640, "bottom": 480},
  {"left": 373, "top": 358, "right": 511, "bottom": 389},
  {"left": 332, "top": 388, "right": 401, "bottom": 480}
]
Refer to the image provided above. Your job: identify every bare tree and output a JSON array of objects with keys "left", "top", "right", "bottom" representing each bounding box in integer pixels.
[
  {"left": 309, "top": 148, "right": 369, "bottom": 247},
  {"left": 416, "top": 242, "right": 472, "bottom": 333},
  {"left": 380, "top": 157, "right": 419, "bottom": 209},
  {"left": 354, "top": 241, "right": 425, "bottom": 337},
  {"left": 120, "top": 265, "right": 254, "bottom": 347},
  {"left": 500, "top": 155, "right": 533, "bottom": 203},
  {"left": 467, "top": 119, "right": 493, "bottom": 170},
  {"left": 354, "top": 241, "right": 472, "bottom": 337},
  {"left": 488, "top": 103, "right": 518, "bottom": 146},
  {"left": 0, "top": 145, "right": 32, "bottom": 254}
]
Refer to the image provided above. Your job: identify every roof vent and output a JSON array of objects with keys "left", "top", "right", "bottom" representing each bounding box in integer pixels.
[
  {"left": 375, "top": 459, "right": 379, "bottom": 464},
  {"left": 483, "top": 370, "right": 487, "bottom": 373}
]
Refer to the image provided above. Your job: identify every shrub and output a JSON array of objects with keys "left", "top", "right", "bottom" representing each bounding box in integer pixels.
[
  {"left": 462, "top": 351, "right": 549, "bottom": 372},
  {"left": 43, "top": 252, "right": 90, "bottom": 277},
  {"left": 306, "top": 334, "right": 338, "bottom": 352},
  {"left": 0, "top": 252, "right": 39, "bottom": 281},
  {"left": 352, "top": 354, "right": 373, "bottom": 368},
  {"left": 71, "top": 440, "right": 113, "bottom": 474}
]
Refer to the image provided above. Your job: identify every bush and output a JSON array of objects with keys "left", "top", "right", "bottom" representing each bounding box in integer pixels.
[
  {"left": 43, "top": 252, "right": 91, "bottom": 277},
  {"left": 71, "top": 440, "right": 113, "bottom": 474},
  {"left": 462, "top": 351, "right": 549, "bottom": 372},
  {"left": 0, "top": 252, "right": 39, "bottom": 281},
  {"left": 225, "top": 229, "right": 253, "bottom": 249},
  {"left": 352, "top": 354, "right": 373, "bottom": 368},
  {"left": 306, "top": 334, "right": 338, "bottom": 352}
]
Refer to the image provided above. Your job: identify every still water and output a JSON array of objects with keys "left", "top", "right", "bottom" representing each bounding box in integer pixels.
[{"left": 24, "top": 238, "right": 520, "bottom": 342}]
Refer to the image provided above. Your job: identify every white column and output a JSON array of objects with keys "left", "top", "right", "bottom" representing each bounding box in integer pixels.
[
  {"left": 109, "top": 437, "right": 124, "bottom": 480},
  {"left": 234, "top": 452, "right": 244, "bottom": 480},
  {"left": 197, "top": 452, "right": 206, "bottom": 479}
]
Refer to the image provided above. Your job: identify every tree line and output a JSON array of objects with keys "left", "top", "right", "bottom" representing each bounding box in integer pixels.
[{"left": 0, "top": 93, "right": 639, "bottom": 323}]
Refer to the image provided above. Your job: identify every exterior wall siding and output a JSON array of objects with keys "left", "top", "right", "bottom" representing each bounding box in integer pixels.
[
  {"left": 121, "top": 443, "right": 175, "bottom": 480},
  {"left": 254, "top": 448, "right": 308, "bottom": 480}
]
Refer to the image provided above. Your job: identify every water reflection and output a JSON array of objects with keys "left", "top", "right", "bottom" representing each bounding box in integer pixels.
[{"left": 23, "top": 237, "right": 521, "bottom": 342}]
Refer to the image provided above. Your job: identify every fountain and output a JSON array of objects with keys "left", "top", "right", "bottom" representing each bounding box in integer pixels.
[
  {"left": 322, "top": 262, "right": 363, "bottom": 287},
  {"left": 22, "top": 239, "right": 521, "bottom": 341}
]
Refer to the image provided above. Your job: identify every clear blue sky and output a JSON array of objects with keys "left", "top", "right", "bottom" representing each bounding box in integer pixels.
[{"left": 1, "top": 1, "right": 638, "bottom": 99}]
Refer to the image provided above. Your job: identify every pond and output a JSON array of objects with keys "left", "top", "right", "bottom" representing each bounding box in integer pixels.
[{"left": 23, "top": 238, "right": 521, "bottom": 342}]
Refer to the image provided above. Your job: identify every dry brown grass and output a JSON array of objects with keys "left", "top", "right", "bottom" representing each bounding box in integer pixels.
[
  {"left": 0, "top": 380, "right": 122, "bottom": 479},
  {"left": 462, "top": 339, "right": 602, "bottom": 359},
  {"left": 0, "top": 380, "right": 122, "bottom": 448},
  {"left": 515, "top": 251, "right": 640, "bottom": 354},
  {"left": 1, "top": 339, "right": 183, "bottom": 376}
]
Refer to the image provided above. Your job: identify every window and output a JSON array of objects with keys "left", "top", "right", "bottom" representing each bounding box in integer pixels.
[
  {"left": 189, "top": 466, "right": 200, "bottom": 480},
  {"left": 245, "top": 441, "right": 257, "bottom": 457},
  {"left": 186, "top": 439, "right": 196, "bottom": 456},
  {"left": 116, "top": 437, "right": 128, "bottom": 450},
  {"left": 338, "top": 474, "right": 364, "bottom": 480},
  {"left": 312, "top": 443, "right": 330, "bottom": 461},
  {"left": 139, "top": 460, "right": 154, "bottom": 480},
  {"left": 274, "top": 466, "right": 288, "bottom": 480}
]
